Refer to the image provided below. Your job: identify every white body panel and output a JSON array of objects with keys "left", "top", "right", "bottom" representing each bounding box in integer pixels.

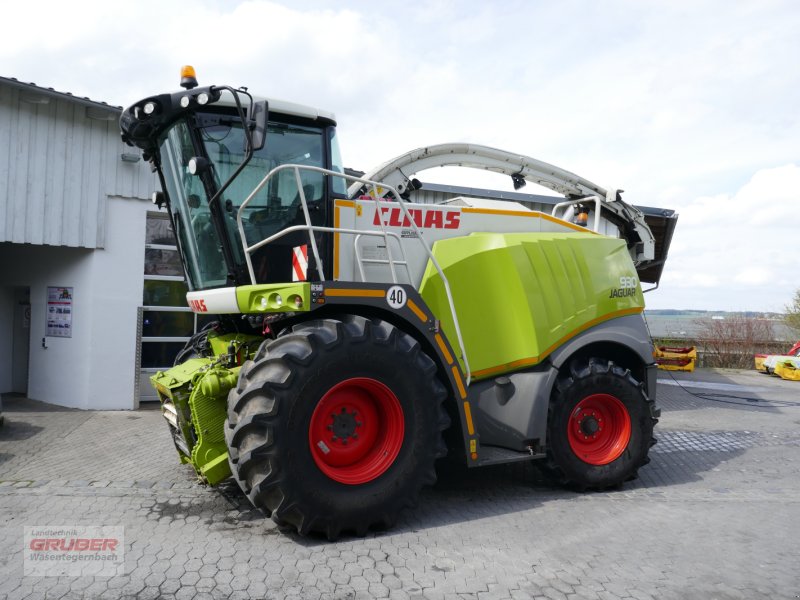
[
  {"left": 186, "top": 288, "right": 239, "bottom": 314},
  {"left": 215, "top": 89, "right": 336, "bottom": 122},
  {"left": 333, "top": 197, "right": 592, "bottom": 286}
]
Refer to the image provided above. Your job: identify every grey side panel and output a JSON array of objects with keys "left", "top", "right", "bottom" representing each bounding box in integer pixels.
[
  {"left": 549, "top": 315, "right": 654, "bottom": 369},
  {"left": 467, "top": 314, "right": 657, "bottom": 455},
  {"left": 646, "top": 363, "right": 658, "bottom": 403},
  {"left": 468, "top": 365, "right": 559, "bottom": 452}
]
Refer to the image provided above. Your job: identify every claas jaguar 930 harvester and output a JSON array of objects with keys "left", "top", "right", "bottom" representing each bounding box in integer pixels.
[{"left": 120, "top": 67, "right": 677, "bottom": 539}]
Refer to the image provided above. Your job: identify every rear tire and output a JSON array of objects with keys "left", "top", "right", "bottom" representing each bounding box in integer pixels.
[
  {"left": 546, "top": 358, "right": 658, "bottom": 490},
  {"left": 224, "top": 315, "right": 449, "bottom": 539}
]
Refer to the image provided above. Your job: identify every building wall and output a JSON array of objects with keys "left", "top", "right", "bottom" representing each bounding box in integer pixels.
[
  {"left": 0, "top": 244, "right": 91, "bottom": 406},
  {"left": 0, "top": 196, "right": 150, "bottom": 409},
  {"left": 86, "top": 197, "right": 149, "bottom": 408}
]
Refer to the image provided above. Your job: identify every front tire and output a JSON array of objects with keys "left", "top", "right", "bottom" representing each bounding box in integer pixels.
[
  {"left": 224, "top": 315, "right": 449, "bottom": 539},
  {"left": 546, "top": 358, "right": 658, "bottom": 490}
]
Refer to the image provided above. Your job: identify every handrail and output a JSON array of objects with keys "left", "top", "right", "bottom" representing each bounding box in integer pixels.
[
  {"left": 245, "top": 223, "right": 408, "bottom": 279},
  {"left": 353, "top": 233, "right": 412, "bottom": 284},
  {"left": 235, "top": 164, "right": 472, "bottom": 384}
]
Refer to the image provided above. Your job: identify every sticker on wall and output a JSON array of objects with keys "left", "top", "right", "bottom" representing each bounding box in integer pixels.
[{"left": 47, "top": 287, "right": 73, "bottom": 338}]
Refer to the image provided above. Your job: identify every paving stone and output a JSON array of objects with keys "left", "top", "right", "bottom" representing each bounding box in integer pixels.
[
  {"left": 107, "top": 480, "right": 136, "bottom": 488},
  {"left": 1, "top": 374, "right": 799, "bottom": 599},
  {"left": 66, "top": 479, "right": 91, "bottom": 487}
]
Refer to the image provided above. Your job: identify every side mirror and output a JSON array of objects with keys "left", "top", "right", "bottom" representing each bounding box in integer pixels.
[{"left": 250, "top": 100, "right": 268, "bottom": 151}]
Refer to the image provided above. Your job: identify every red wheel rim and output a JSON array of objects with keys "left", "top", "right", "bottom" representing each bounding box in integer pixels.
[
  {"left": 308, "top": 377, "right": 404, "bottom": 485},
  {"left": 567, "top": 393, "right": 631, "bottom": 465}
]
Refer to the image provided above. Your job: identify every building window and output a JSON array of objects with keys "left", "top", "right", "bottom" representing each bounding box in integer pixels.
[{"left": 139, "top": 211, "right": 206, "bottom": 400}]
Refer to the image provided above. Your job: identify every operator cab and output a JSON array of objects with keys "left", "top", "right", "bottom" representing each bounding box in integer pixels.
[{"left": 120, "top": 67, "right": 344, "bottom": 291}]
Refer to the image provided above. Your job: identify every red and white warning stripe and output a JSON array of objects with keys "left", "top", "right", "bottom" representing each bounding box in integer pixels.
[{"left": 292, "top": 244, "right": 308, "bottom": 281}]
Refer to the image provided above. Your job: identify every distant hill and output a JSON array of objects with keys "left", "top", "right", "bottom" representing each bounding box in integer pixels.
[
  {"left": 645, "top": 309, "right": 785, "bottom": 319},
  {"left": 644, "top": 311, "right": 796, "bottom": 341}
]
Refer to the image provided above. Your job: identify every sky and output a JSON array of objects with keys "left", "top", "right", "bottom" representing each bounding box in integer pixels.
[{"left": 2, "top": 0, "right": 799, "bottom": 313}]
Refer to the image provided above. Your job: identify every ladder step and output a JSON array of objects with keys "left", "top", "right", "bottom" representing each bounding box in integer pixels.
[{"left": 476, "top": 445, "right": 544, "bottom": 467}]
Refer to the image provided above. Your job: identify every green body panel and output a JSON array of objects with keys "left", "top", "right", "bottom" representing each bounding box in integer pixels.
[
  {"left": 151, "top": 357, "right": 211, "bottom": 463},
  {"left": 236, "top": 282, "right": 310, "bottom": 313},
  {"left": 418, "top": 232, "right": 645, "bottom": 379},
  {"left": 150, "top": 333, "right": 261, "bottom": 485},
  {"left": 187, "top": 365, "right": 240, "bottom": 484}
]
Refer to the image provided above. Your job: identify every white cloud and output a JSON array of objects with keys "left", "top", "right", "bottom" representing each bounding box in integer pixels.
[
  {"left": 734, "top": 268, "right": 772, "bottom": 286},
  {"left": 2, "top": 0, "right": 799, "bottom": 312},
  {"left": 651, "top": 164, "right": 800, "bottom": 311}
]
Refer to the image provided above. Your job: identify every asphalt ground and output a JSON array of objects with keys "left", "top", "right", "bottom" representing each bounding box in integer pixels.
[{"left": 1, "top": 368, "right": 799, "bottom": 600}]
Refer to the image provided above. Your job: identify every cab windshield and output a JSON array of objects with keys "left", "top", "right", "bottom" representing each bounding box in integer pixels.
[{"left": 158, "top": 112, "right": 340, "bottom": 289}]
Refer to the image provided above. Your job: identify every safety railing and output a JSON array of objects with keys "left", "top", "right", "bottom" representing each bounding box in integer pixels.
[
  {"left": 235, "top": 164, "right": 472, "bottom": 384},
  {"left": 353, "top": 233, "right": 413, "bottom": 284}
]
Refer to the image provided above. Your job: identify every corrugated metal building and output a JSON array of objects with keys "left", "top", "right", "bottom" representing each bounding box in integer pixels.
[
  {"left": 0, "top": 77, "right": 158, "bottom": 408},
  {"left": 0, "top": 78, "right": 153, "bottom": 247},
  {"left": 408, "top": 182, "right": 562, "bottom": 213}
]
